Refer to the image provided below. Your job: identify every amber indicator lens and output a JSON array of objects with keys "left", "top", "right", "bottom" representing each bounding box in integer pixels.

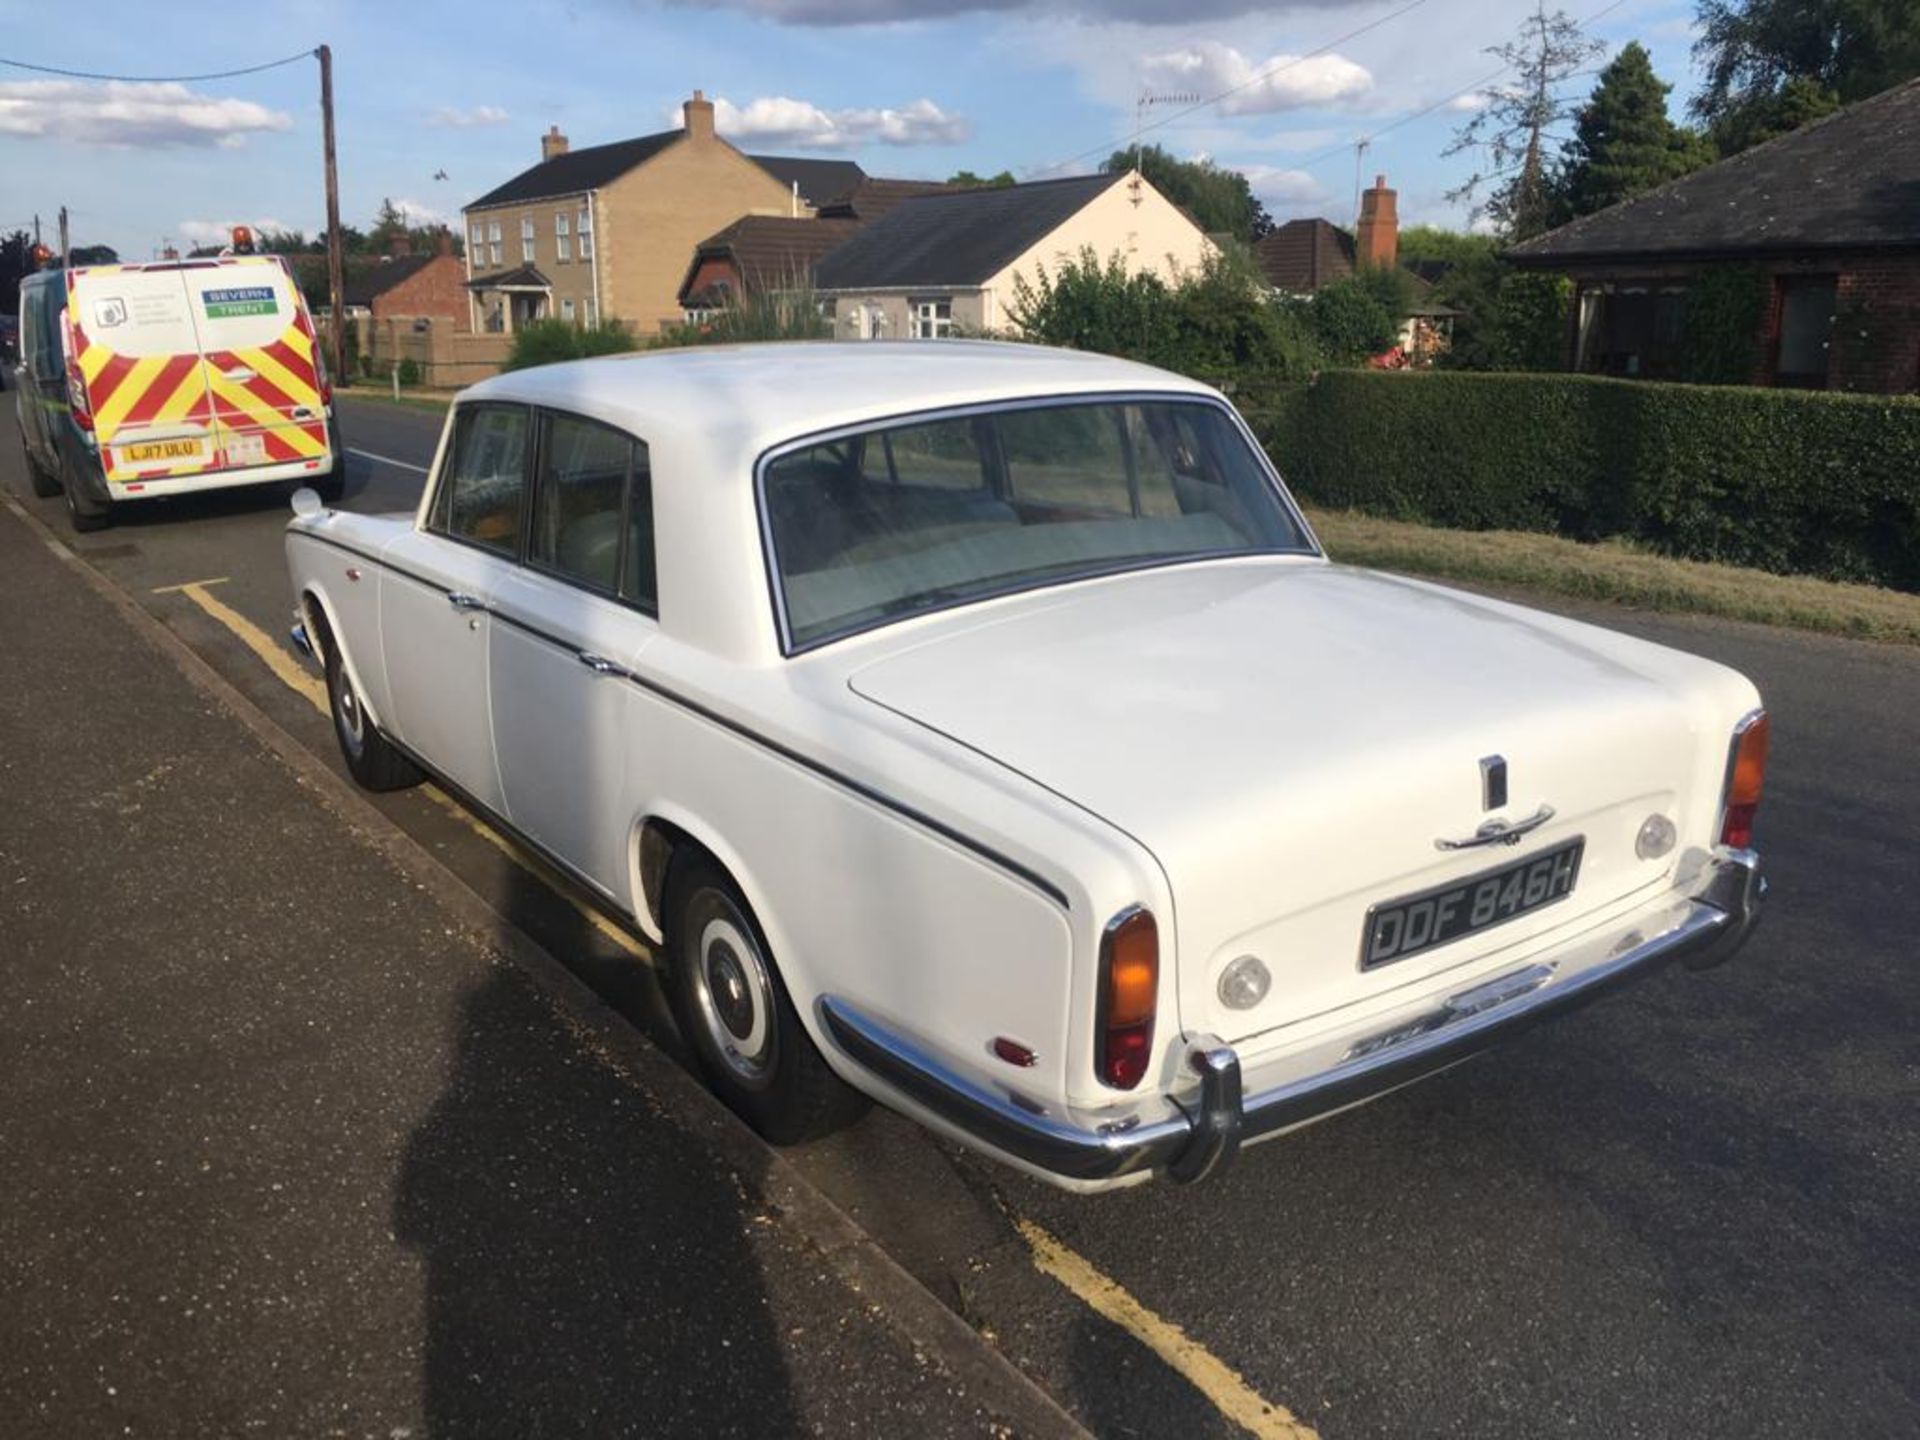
[
  {"left": 1098, "top": 908, "right": 1158, "bottom": 1089},
  {"left": 1720, "top": 711, "right": 1770, "bottom": 849}
]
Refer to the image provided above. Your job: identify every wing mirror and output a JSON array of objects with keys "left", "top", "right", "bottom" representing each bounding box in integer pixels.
[{"left": 290, "top": 486, "right": 326, "bottom": 519}]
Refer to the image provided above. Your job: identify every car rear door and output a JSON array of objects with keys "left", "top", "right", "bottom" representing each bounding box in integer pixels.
[
  {"left": 67, "top": 265, "right": 219, "bottom": 484},
  {"left": 177, "top": 258, "right": 332, "bottom": 476}
]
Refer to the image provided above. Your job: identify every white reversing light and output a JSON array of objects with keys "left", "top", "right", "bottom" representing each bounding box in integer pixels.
[
  {"left": 1217, "top": 955, "right": 1272, "bottom": 1011},
  {"left": 1636, "top": 814, "right": 1677, "bottom": 860}
]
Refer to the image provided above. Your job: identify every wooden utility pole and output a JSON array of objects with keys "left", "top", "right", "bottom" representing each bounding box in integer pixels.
[
  {"left": 317, "top": 44, "right": 346, "bottom": 386},
  {"left": 58, "top": 206, "right": 69, "bottom": 267}
]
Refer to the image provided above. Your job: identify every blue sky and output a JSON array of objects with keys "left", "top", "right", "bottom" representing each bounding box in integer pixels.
[{"left": 1, "top": 0, "right": 1706, "bottom": 261}]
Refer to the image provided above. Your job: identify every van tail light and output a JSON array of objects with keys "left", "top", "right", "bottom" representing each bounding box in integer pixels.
[
  {"left": 59, "top": 309, "right": 93, "bottom": 433},
  {"left": 1097, "top": 907, "right": 1158, "bottom": 1090},
  {"left": 1719, "top": 710, "right": 1770, "bottom": 849}
]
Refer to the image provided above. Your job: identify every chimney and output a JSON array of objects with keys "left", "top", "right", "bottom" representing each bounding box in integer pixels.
[
  {"left": 1355, "top": 173, "right": 1398, "bottom": 269},
  {"left": 542, "top": 124, "right": 569, "bottom": 162},
  {"left": 434, "top": 226, "right": 453, "bottom": 258},
  {"left": 683, "top": 89, "right": 715, "bottom": 142},
  {"left": 388, "top": 230, "right": 413, "bottom": 259}
]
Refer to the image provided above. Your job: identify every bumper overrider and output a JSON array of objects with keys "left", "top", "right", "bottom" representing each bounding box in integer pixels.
[{"left": 821, "top": 847, "right": 1765, "bottom": 1188}]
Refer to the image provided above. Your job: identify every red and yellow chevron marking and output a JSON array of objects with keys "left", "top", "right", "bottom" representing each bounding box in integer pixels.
[{"left": 79, "top": 315, "right": 330, "bottom": 482}]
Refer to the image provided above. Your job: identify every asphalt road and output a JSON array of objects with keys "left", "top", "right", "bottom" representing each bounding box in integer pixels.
[{"left": 5, "top": 392, "right": 1915, "bottom": 1439}]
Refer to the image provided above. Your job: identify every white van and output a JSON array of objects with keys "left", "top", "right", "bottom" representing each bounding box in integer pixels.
[{"left": 15, "top": 254, "right": 341, "bottom": 532}]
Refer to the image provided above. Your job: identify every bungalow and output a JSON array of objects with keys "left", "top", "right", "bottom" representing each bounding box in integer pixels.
[
  {"left": 1506, "top": 76, "right": 1920, "bottom": 393},
  {"left": 676, "top": 180, "right": 951, "bottom": 319},
  {"left": 811, "top": 170, "right": 1213, "bottom": 339}
]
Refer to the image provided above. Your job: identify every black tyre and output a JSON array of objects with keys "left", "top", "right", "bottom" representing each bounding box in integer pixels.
[
  {"left": 62, "top": 461, "right": 111, "bottom": 533},
  {"left": 310, "top": 464, "right": 346, "bottom": 504},
  {"left": 323, "top": 632, "right": 422, "bottom": 792},
  {"left": 663, "top": 855, "right": 866, "bottom": 1144},
  {"left": 22, "top": 433, "right": 61, "bottom": 499}
]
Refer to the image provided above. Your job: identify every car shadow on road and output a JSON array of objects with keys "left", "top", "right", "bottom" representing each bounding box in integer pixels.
[{"left": 393, "top": 950, "right": 802, "bottom": 1436}]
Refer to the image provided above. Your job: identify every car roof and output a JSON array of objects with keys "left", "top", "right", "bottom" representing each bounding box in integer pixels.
[{"left": 462, "top": 340, "right": 1220, "bottom": 467}]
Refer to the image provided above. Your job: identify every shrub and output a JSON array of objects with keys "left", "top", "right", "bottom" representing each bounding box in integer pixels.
[
  {"left": 1291, "top": 277, "right": 1398, "bottom": 363},
  {"left": 396, "top": 357, "right": 422, "bottom": 387},
  {"left": 1678, "top": 266, "right": 1767, "bottom": 384},
  {"left": 503, "top": 318, "right": 636, "bottom": 372},
  {"left": 1261, "top": 370, "right": 1920, "bottom": 591},
  {"left": 655, "top": 282, "right": 832, "bottom": 347},
  {"left": 1009, "top": 245, "right": 1323, "bottom": 382}
]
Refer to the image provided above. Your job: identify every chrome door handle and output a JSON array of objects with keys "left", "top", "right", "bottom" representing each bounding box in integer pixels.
[
  {"left": 577, "top": 652, "right": 623, "bottom": 676},
  {"left": 446, "top": 592, "right": 487, "bottom": 611},
  {"left": 1435, "top": 804, "right": 1556, "bottom": 851}
]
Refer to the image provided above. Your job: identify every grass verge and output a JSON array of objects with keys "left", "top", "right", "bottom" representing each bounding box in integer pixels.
[
  {"left": 1304, "top": 506, "right": 1920, "bottom": 648},
  {"left": 337, "top": 388, "right": 456, "bottom": 416}
]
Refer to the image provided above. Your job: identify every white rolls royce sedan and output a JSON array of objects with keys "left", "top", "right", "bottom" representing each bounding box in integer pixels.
[{"left": 285, "top": 342, "right": 1768, "bottom": 1191}]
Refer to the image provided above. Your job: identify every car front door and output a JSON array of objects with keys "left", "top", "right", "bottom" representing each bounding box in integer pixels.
[
  {"left": 488, "top": 409, "right": 658, "bottom": 897},
  {"left": 380, "top": 402, "right": 531, "bottom": 816}
]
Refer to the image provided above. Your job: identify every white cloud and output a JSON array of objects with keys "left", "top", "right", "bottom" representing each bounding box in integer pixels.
[
  {"left": 178, "top": 217, "right": 295, "bottom": 245},
  {"left": 1446, "top": 90, "right": 1493, "bottom": 113},
  {"left": 388, "top": 197, "right": 451, "bottom": 228},
  {"left": 429, "top": 105, "right": 510, "bottom": 128},
  {"left": 1138, "top": 42, "right": 1372, "bottom": 116},
  {"left": 1236, "top": 164, "right": 1329, "bottom": 208},
  {"left": 671, "top": 0, "right": 1355, "bottom": 22},
  {"left": 0, "top": 79, "right": 290, "bottom": 149},
  {"left": 695, "top": 95, "right": 971, "bottom": 149}
]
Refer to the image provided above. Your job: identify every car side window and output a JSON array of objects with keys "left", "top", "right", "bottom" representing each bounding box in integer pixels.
[
  {"left": 530, "top": 413, "right": 632, "bottom": 595},
  {"left": 620, "top": 446, "right": 657, "bottom": 614},
  {"left": 434, "top": 405, "right": 529, "bottom": 556}
]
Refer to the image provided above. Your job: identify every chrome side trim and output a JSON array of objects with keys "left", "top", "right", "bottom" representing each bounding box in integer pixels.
[{"left": 822, "top": 849, "right": 1765, "bottom": 1187}]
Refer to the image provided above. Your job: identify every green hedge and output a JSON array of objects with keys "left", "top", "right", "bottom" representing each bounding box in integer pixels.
[{"left": 1242, "top": 370, "right": 1920, "bottom": 592}]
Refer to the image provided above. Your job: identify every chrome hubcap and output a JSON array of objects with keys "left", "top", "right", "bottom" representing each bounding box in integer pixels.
[
  {"left": 687, "top": 897, "right": 775, "bottom": 1086},
  {"left": 335, "top": 676, "right": 364, "bottom": 752}
]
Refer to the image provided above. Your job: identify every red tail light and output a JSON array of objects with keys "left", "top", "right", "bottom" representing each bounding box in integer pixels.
[
  {"left": 1097, "top": 907, "right": 1158, "bottom": 1090},
  {"left": 59, "top": 309, "right": 93, "bottom": 433},
  {"left": 1719, "top": 710, "right": 1770, "bottom": 849}
]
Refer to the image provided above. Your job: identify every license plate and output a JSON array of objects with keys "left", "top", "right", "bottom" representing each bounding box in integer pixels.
[
  {"left": 120, "top": 438, "right": 206, "bottom": 464},
  {"left": 1361, "top": 838, "right": 1585, "bottom": 970}
]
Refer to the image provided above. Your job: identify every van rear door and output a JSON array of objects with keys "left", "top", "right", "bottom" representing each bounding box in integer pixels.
[
  {"left": 67, "top": 265, "right": 219, "bottom": 484},
  {"left": 179, "top": 258, "right": 332, "bottom": 477}
]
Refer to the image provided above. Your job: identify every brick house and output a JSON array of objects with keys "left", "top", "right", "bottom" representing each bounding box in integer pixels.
[
  {"left": 462, "top": 92, "right": 864, "bottom": 335},
  {"left": 1507, "top": 76, "right": 1920, "bottom": 393},
  {"left": 341, "top": 232, "right": 470, "bottom": 331},
  {"left": 812, "top": 171, "right": 1214, "bottom": 339}
]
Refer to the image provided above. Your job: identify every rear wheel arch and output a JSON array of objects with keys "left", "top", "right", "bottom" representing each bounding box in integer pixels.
[{"left": 299, "top": 583, "right": 389, "bottom": 736}]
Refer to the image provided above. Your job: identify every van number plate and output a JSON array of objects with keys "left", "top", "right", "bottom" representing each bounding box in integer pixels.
[
  {"left": 1361, "top": 838, "right": 1585, "bottom": 970},
  {"left": 120, "top": 438, "right": 207, "bottom": 464}
]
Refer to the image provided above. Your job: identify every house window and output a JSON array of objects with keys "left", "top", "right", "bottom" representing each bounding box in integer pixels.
[
  {"left": 586, "top": 295, "right": 598, "bottom": 326},
  {"left": 470, "top": 227, "right": 487, "bottom": 269},
  {"left": 909, "top": 297, "right": 953, "bottom": 339},
  {"left": 485, "top": 219, "right": 502, "bottom": 268},
  {"left": 1774, "top": 276, "right": 1838, "bottom": 389},
  {"left": 521, "top": 217, "right": 535, "bottom": 264},
  {"left": 555, "top": 212, "right": 571, "bottom": 263},
  {"left": 561, "top": 297, "right": 576, "bottom": 323},
  {"left": 577, "top": 206, "right": 593, "bottom": 261}
]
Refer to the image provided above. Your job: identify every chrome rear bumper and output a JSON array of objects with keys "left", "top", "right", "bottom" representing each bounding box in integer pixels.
[{"left": 821, "top": 848, "right": 1765, "bottom": 1188}]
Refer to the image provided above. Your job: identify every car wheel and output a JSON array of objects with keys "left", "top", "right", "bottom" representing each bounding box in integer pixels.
[
  {"left": 22, "top": 433, "right": 61, "bottom": 499},
  {"left": 310, "top": 466, "right": 346, "bottom": 504},
  {"left": 62, "top": 461, "right": 111, "bottom": 533},
  {"left": 664, "top": 855, "right": 867, "bottom": 1144},
  {"left": 322, "top": 633, "right": 422, "bottom": 792}
]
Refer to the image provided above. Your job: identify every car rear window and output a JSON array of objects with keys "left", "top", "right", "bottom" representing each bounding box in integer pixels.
[{"left": 761, "top": 397, "right": 1311, "bottom": 650}]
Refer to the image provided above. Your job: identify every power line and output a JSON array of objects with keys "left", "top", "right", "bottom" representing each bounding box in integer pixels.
[
  {"left": 0, "top": 49, "right": 314, "bottom": 84},
  {"left": 1029, "top": 0, "right": 1434, "bottom": 177}
]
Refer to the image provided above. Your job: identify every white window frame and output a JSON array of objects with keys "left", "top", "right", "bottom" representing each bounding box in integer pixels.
[
  {"left": 555, "top": 211, "right": 571, "bottom": 263},
  {"left": 577, "top": 205, "right": 593, "bottom": 261},
  {"left": 521, "top": 216, "right": 535, "bottom": 264},
  {"left": 909, "top": 296, "right": 954, "bottom": 340},
  {"left": 470, "top": 226, "right": 486, "bottom": 267},
  {"left": 561, "top": 297, "right": 576, "bottom": 323},
  {"left": 487, "top": 219, "right": 502, "bottom": 268},
  {"left": 586, "top": 295, "right": 599, "bottom": 327}
]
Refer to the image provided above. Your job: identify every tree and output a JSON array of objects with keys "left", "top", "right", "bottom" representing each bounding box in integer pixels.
[
  {"left": 1557, "top": 42, "right": 1713, "bottom": 219},
  {"left": 1445, "top": 6, "right": 1604, "bottom": 239},
  {"left": 1693, "top": 0, "right": 1920, "bottom": 152},
  {"left": 1397, "top": 225, "right": 1501, "bottom": 268},
  {"left": 946, "top": 169, "right": 1016, "bottom": 188},
  {"left": 68, "top": 245, "right": 119, "bottom": 266},
  {"left": 1099, "top": 144, "right": 1273, "bottom": 244},
  {"left": 1, "top": 229, "right": 32, "bottom": 317},
  {"left": 1703, "top": 74, "right": 1840, "bottom": 154},
  {"left": 1292, "top": 279, "right": 1399, "bottom": 363}
]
